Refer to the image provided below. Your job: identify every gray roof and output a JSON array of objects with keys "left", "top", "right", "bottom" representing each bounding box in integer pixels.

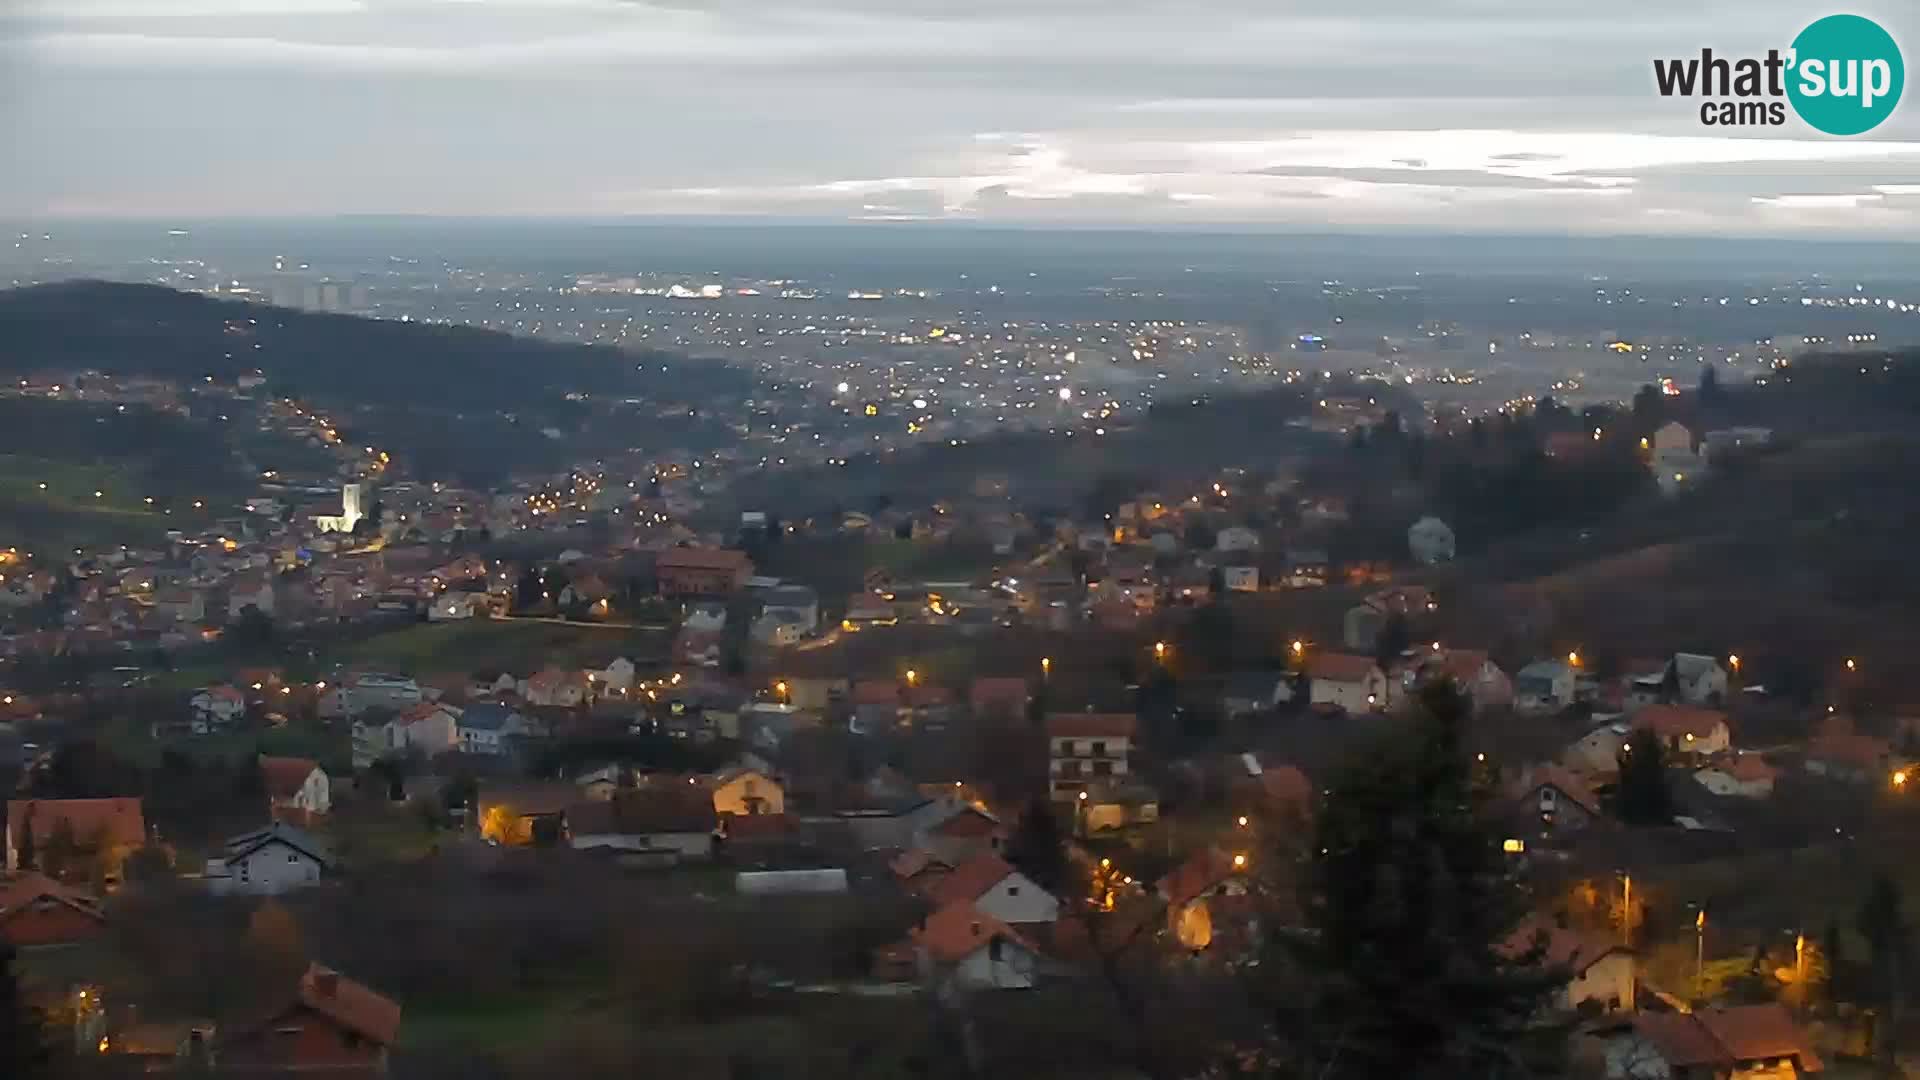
[
  {"left": 226, "top": 821, "right": 332, "bottom": 866},
  {"left": 765, "top": 585, "right": 818, "bottom": 606},
  {"left": 460, "top": 702, "right": 525, "bottom": 732}
]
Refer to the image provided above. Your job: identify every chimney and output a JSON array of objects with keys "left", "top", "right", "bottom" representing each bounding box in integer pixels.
[
  {"left": 313, "top": 971, "right": 339, "bottom": 998},
  {"left": 970, "top": 921, "right": 982, "bottom": 937}
]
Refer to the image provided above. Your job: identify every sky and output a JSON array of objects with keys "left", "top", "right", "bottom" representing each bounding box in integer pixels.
[{"left": 3, "top": 0, "right": 1919, "bottom": 234}]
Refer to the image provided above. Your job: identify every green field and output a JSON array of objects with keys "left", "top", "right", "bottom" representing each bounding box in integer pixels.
[
  {"left": 0, "top": 455, "right": 180, "bottom": 550},
  {"left": 100, "top": 713, "right": 351, "bottom": 772},
  {"left": 332, "top": 617, "right": 671, "bottom": 674}
]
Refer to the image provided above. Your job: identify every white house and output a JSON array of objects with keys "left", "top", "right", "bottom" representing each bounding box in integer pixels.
[
  {"left": 189, "top": 685, "right": 248, "bottom": 732},
  {"left": 457, "top": 703, "right": 528, "bottom": 755},
  {"left": 908, "top": 901, "right": 1045, "bottom": 991},
  {"left": 319, "top": 672, "right": 421, "bottom": 719},
  {"left": 1505, "top": 919, "right": 1635, "bottom": 1015},
  {"left": 1650, "top": 422, "right": 1709, "bottom": 497},
  {"left": 1215, "top": 526, "right": 1261, "bottom": 553},
  {"left": 1515, "top": 661, "right": 1578, "bottom": 714},
  {"left": 598, "top": 657, "right": 637, "bottom": 694},
  {"left": 750, "top": 611, "right": 807, "bottom": 648},
  {"left": 1407, "top": 516, "right": 1456, "bottom": 565},
  {"left": 390, "top": 702, "right": 460, "bottom": 759},
  {"left": 429, "top": 591, "right": 486, "bottom": 621},
  {"left": 261, "top": 756, "right": 331, "bottom": 818},
  {"left": 1045, "top": 713, "right": 1136, "bottom": 801},
  {"left": 1668, "top": 653, "right": 1729, "bottom": 706},
  {"left": 521, "top": 668, "right": 588, "bottom": 709},
  {"left": 684, "top": 604, "right": 728, "bottom": 633},
  {"left": 205, "top": 822, "right": 332, "bottom": 896},
  {"left": 761, "top": 585, "right": 820, "bottom": 632},
  {"left": 916, "top": 852, "right": 1060, "bottom": 925},
  {"left": 1300, "top": 653, "right": 1389, "bottom": 713}
]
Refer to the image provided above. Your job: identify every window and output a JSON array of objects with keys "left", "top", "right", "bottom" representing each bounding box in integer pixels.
[
  {"left": 743, "top": 779, "right": 757, "bottom": 795},
  {"left": 1007, "top": 886, "right": 1020, "bottom": 896},
  {"left": 288, "top": 853, "right": 300, "bottom": 863},
  {"left": 988, "top": 939, "right": 1003, "bottom": 962},
  {"left": 1090, "top": 740, "right": 1106, "bottom": 756},
  {"left": 1092, "top": 760, "right": 1113, "bottom": 776}
]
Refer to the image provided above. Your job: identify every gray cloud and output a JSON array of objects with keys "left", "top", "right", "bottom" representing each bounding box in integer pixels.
[{"left": 2, "top": 0, "right": 1917, "bottom": 232}]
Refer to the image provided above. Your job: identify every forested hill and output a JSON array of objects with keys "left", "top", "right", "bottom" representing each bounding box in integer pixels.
[
  {"left": 0, "top": 280, "right": 753, "bottom": 411},
  {"left": 0, "top": 281, "right": 757, "bottom": 485}
]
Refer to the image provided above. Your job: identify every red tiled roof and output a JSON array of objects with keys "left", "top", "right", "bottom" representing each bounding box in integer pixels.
[
  {"left": 0, "top": 871, "right": 104, "bottom": 922},
  {"left": 910, "top": 900, "right": 1039, "bottom": 965},
  {"left": 919, "top": 852, "right": 1019, "bottom": 907},
  {"left": 296, "top": 965, "right": 402, "bottom": 1048},
  {"left": 1257, "top": 765, "right": 1312, "bottom": 812},
  {"left": 655, "top": 547, "right": 752, "bottom": 572},
  {"left": 1714, "top": 754, "right": 1780, "bottom": 783},
  {"left": 931, "top": 807, "right": 1003, "bottom": 839},
  {"left": 1633, "top": 704, "right": 1727, "bottom": 741},
  {"left": 1501, "top": 917, "right": 1624, "bottom": 975},
  {"left": 1807, "top": 733, "right": 1890, "bottom": 770},
  {"left": 259, "top": 756, "right": 321, "bottom": 802},
  {"left": 6, "top": 798, "right": 145, "bottom": 853},
  {"left": 1633, "top": 1004, "right": 1822, "bottom": 1073},
  {"left": 1433, "top": 649, "right": 1496, "bottom": 684},
  {"left": 1157, "top": 847, "right": 1242, "bottom": 910},
  {"left": 970, "top": 677, "right": 1030, "bottom": 714},
  {"left": 1305, "top": 652, "right": 1379, "bottom": 684},
  {"left": 1045, "top": 712, "right": 1137, "bottom": 739},
  {"left": 1509, "top": 764, "right": 1602, "bottom": 816}
]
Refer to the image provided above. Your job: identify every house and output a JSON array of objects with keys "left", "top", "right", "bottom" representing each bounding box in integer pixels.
[
  {"left": 1607, "top": 1003, "right": 1822, "bottom": 1079},
  {"left": 898, "top": 900, "right": 1046, "bottom": 991},
  {"left": 761, "top": 585, "right": 820, "bottom": 631},
  {"left": 890, "top": 848, "right": 955, "bottom": 891},
  {"left": 1340, "top": 585, "right": 1433, "bottom": 650},
  {"left": 1668, "top": 653, "right": 1729, "bottom": 707},
  {"left": 227, "top": 576, "right": 278, "bottom": 620},
  {"left": 1407, "top": 515, "right": 1456, "bottom": 565},
  {"left": 750, "top": 610, "right": 807, "bottom": 648},
  {"left": 521, "top": 668, "right": 589, "bottom": 708},
  {"left": 1503, "top": 918, "right": 1635, "bottom": 1014},
  {"left": 710, "top": 767, "right": 783, "bottom": 816},
  {"left": 389, "top": 701, "right": 460, "bottom": 759},
  {"left": 0, "top": 871, "right": 107, "bottom": 947},
  {"left": 5, "top": 797, "right": 145, "bottom": 874},
  {"left": 468, "top": 670, "right": 519, "bottom": 699},
  {"left": 1564, "top": 723, "right": 1632, "bottom": 777},
  {"left": 920, "top": 805, "right": 1007, "bottom": 864},
  {"left": 477, "top": 781, "right": 577, "bottom": 845},
  {"left": 428, "top": 590, "right": 488, "bottom": 621},
  {"left": 1515, "top": 660, "right": 1578, "bottom": 714},
  {"left": 261, "top": 756, "right": 331, "bottom": 819},
  {"left": 1158, "top": 847, "right": 1255, "bottom": 953},
  {"left": 220, "top": 964, "right": 401, "bottom": 1073},
  {"left": 1415, "top": 649, "right": 1514, "bottom": 712},
  {"left": 1805, "top": 732, "right": 1892, "bottom": 784},
  {"left": 457, "top": 702, "right": 528, "bottom": 755},
  {"left": 1221, "top": 565, "right": 1259, "bottom": 593},
  {"left": 1694, "top": 754, "right": 1779, "bottom": 798},
  {"left": 597, "top": 657, "right": 637, "bottom": 693},
  {"left": 152, "top": 586, "right": 206, "bottom": 623},
  {"left": 1222, "top": 671, "right": 1291, "bottom": 717},
  {"left": 568, "top": 788, "right": 717, "bottom": 859},
  {"left": 655, "top": 546, "right": 753, "bottom": 597},
  {"left": 189, "top": 685, "right": 248, "bottom": 732},
  {"left": 1046, "top": 712, "right": 1136, "bottom": 801},
  {"left": 1650, "top": 422, "right": 1710, "bottom": 497},
  {"left": 1215, "top": 526, "right": 1261, "bottom": 553},
  {"left": 205, "top": 822, "right": 332, "bottom": 895},
  {"left": 1507, "top": 764, "right": 1601, "bottom": 832},
  {"left": 1633, "top": 704, "right": 1731, "bottom": 757},
  {"left": 1302, "top": 653, "right": 1389, "bottom": 713},
  {"left": 1282, "top": 549, "right": 1328, "bottom": 588},
  {"left": 916, "top": 852, "right": 1060, "bottom": 925}
]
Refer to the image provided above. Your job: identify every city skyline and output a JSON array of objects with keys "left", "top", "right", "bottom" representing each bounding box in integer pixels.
[{"left": 2, "top": 0, "right": 1919, "bottom": 234}]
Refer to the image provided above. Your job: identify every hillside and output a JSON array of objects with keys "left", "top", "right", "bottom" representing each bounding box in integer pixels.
[{"left": 0, "top": 281, "right": 754, "bottom": 484}]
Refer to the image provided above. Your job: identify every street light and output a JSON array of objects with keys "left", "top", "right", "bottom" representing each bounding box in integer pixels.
[
  {"left": 1236, "top": 816, "right": 1249, "bottom": 828},
  {"left": 1290, "top": 640, "right": 1304, "bottom": 656},
  {"left": 905, "top": 669, "right": 918, "bottom": 686},
  {"left": 1232, "top": 854, "right": 1247, "bottom": 869},
  {"left": 1847, "top": 658, "right": 1858, "bottom": 673},
  {"left": 1153, "top": 641, "right": 1168, "bottom": 660},
  {"left": 1728, "top": 654, "right": 1741, "bottom": 672},
  {"left": 1041, "top": 656, "right": 1051, "bottom": 677}
]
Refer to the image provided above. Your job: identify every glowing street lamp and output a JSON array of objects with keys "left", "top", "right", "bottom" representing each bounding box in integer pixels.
[
  {"left": 1290, "top": 640, "right": 1305, "bottom": 657},
  {"left": 1232, "top": 853, "right": 1248, "bottom": 869},
  {"left": 1567, "top": 650, "right": 1581, "bottom": 667},
  {"left": 1728, "top": 654, "right": 1741, "bottom": 672},
  {"left": 905, "top": 669, "right": 918, "bottom": 686},
  {"left": 1846, "top": 658, "right": 1858, "bottom": 673},
  {"left": 1041, "top": 656, "right": 1052, "bottom": 677},
  {"left": 1236, "top": 815, "right": 1249, "bottom": 828},
  {"left": 1153, "top": 641, "right": 1168, "bottom": 661}
]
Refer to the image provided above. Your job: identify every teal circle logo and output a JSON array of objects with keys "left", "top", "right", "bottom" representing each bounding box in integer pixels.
[{"left": 1787, "top": 14, "right": 1904, "bottom": 135}]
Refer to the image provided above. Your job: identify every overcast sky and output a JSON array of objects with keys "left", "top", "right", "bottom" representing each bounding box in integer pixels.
[{"left": 3, "top": 0, "right": 1918, "bottom": 234}]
